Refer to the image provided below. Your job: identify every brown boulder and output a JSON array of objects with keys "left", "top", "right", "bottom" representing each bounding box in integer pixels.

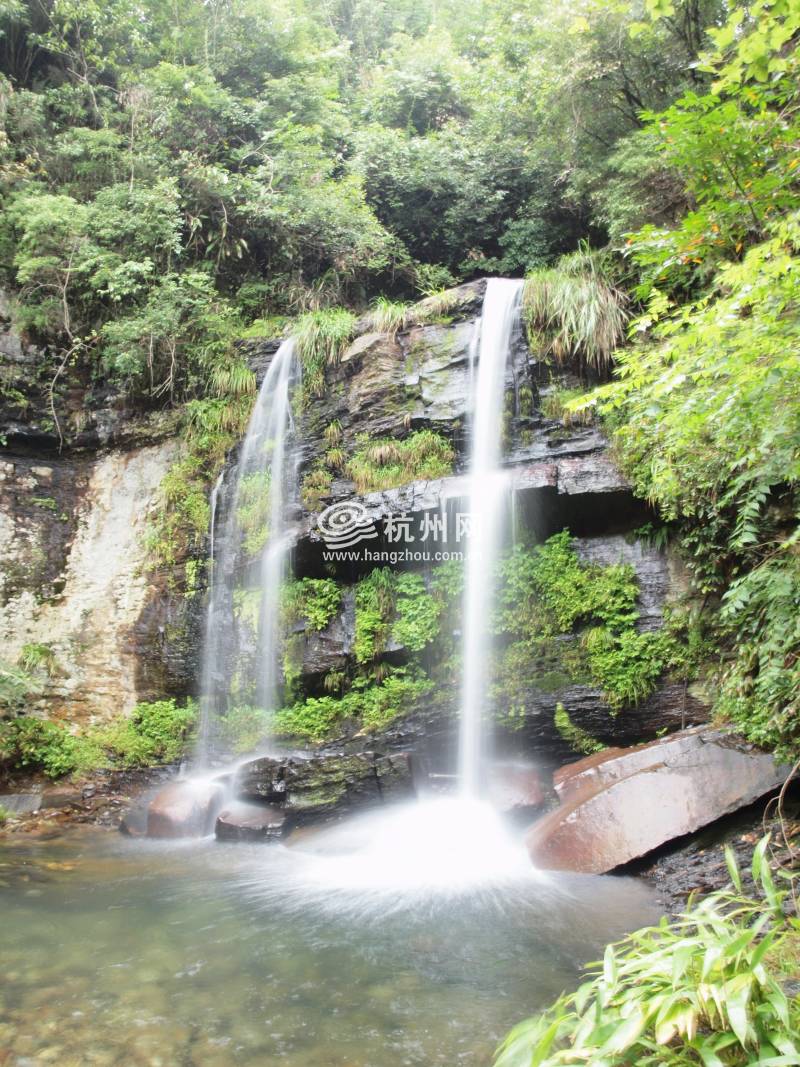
[
  {"left": 486, "top": 762, "right": 553, "bottom": 815},
  {"left": 215, "top": 802, "right": 286, "bottom": 842},
  {"left": 146, "top": 780, "right": 225, "bottom": 839},
  {"left": 526, "top": 728, "right": 788, "bottom": 874}
]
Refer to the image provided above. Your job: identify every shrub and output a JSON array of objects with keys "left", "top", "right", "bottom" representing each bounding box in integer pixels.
[
  {"left": 0, "top": 718, "right": 106, "bottom": 779},
  {"left": 0, "top": 699, "right": 198, "bottom": 778}
]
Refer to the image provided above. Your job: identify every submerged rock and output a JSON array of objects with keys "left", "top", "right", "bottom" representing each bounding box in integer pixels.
[
  {"left": 525, "top": 727, "right": 788, "bottom": 874},
  {"left": 234, "top": 750, "right": 414, "bottom": 824},
  {"left": 146, "top": 780, "right": 225, "bottom": 838},
  {"left": 215, "top": 802, "right": 286, "bottom": 842}
]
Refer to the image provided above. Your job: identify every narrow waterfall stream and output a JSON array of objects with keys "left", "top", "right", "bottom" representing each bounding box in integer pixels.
[
  {"left": 459, "top": 278, "right": 523, "bottom": 795},
  {"left": 197, "top": 337, "right": 300, "bottom": 764}
]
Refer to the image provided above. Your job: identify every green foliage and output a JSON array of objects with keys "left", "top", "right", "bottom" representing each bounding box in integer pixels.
[
  {"left": 18, "top": 643, "right": 56, "bottom": 676},
  {"left": 217, "top": 705, "right": 271, "bottom": 755},
  {"left": 354, "top": 567, "right": 396, "bottom": 664},
  {"left": 553, "top": 702, "right": 605, "bottom": 755},
  {"left": 295, "top": 308, "right": 358, "bottom": 400},
  {"left": 300, "top": 465, "right": 333, "bottom": 511},
  {"left": 584, "top": 627, "right": 668, "bottom": 713},
  {"left": 495, "top": 837, "right": 800, "bottom": 1066},
  {"left": 0, "top": 699, "right": 197, "bottom": 778},
  {"left": 347, "top": 430, "right": 454, "bottom": 494},
  {"left": 496, "top": 533, "right": 667, "bottom": 710},
  {"left": 274, "top": 667, "right": 433, "bottom": 741},
  {"left": 99, "top": 699, "right": 198, "bottom": 767},
  {"left": 366, "top": 296, "right": 411, "bottom": 336},
  {"left": 523, "top": 248, "right": 629, "bottom": 373},
  {"left": 391, "top": 573, "right": 440, "bottom": 653},
  {"left": 0, "top": 717, "right": 106, "bottom": 779},
  {"left": 283, "top": 578, "right": 342, "bottom": 632},
  {"left": 0, "top": 658, "right": 42, "bottom": 711},
  {"left": 540, "top": 385, "right": 594, "bottom": 426}
]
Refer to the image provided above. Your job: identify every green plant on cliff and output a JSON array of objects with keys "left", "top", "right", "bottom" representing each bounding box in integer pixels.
[
  {"left": 495, "top": 837, "right": 800, "bottom": 1067},
  {"left": 295, "top": 308, "right": 358, "bottom": 401},
  {"left": 354, "top": 567, "right": 397, "bottom": 664},
  {"left": 495, "top": 532, "right": 669, "bottom": 711},
  {"left": 391, "top": 573, "right": 440, "bottom": 653},
  {"left": 523, "top": 247, "right": 628, "bottom": 373},
  {"left": 236, "top": 470, "right": 272, "bottom": 558},
  {"left": 347, "top": 430, "right": 454, "bottom": 494},
  {"left": 273, "top": 666, "right": 432, "bottom": 741},
  {"left": 554, "top": 702, "right": 606, "bottom": 755},
  {"left": 283, "top": 578, "right": 342, "bottom": 633},
  {"left": 366, "top": 296, "right": 411, "bottom": 336}
]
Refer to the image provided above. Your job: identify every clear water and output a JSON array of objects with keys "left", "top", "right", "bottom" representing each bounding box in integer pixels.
[{"left": 0, "top": 818, "right": 659, "bottom": 1067}]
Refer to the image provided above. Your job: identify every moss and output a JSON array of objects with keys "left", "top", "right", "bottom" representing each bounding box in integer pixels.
[{"left": 554, "top": 702, "right": 606, "bottom": 754}]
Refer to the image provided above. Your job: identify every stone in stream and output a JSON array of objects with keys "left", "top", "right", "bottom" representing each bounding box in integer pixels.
[
  {"left": 525, "top": 727, "right": 789, "bottom": 874},
  {"left": 146, "top": 780, "right": 225, "bottom": 838},
  {"left": 234, "top": 750, "right": 414, "bottom": 823},
  {"left": 215, "top": 802, "right": 286, "bottom": 842}
]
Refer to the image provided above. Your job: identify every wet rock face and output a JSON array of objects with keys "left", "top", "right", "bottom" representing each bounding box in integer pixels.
[
  {"left": 146, "top": 780, "right": 225, "bottom": 839},
  {"left": 234, "top": 750, "right": 415, "bottom": 824},
  {"left": 525, "top": 728, "right": 789, "bottom": 874}
]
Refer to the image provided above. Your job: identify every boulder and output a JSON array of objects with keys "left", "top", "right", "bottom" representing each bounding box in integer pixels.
[
  {"left": 146, "top": 780, "right": 225, "bottom": 839},
  {"left": 234, "top": 750, "right": 414, "bottom": 823},
  {"left": 485, "top": 762, "right": 553, "bottom": 815},
  {"left": 215, "top": 802, "right": 286, "bottom": 842},
  {"left": 526, "top": 728, "right": 788, "bottom": 874}
]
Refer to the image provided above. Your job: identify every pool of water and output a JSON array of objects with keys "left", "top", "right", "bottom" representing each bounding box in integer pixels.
[{"left": 0, "top": 806, "right": 659, "bottom": 1067}]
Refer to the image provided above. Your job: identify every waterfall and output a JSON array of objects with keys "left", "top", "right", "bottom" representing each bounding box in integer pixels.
[
  {"left": 459, "top": 279, "right": 524, "bottom": 796},
  {"left": 197, "top": 337, "right": 300, "bottom": 763}
]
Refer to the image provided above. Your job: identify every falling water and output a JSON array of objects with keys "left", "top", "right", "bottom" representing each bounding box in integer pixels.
[
  {"left": 459, "top": 279, "right": 524, "bottom": 796},
  {"left": 197, "top": 337, "right": 300, "bottom": 763}
]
